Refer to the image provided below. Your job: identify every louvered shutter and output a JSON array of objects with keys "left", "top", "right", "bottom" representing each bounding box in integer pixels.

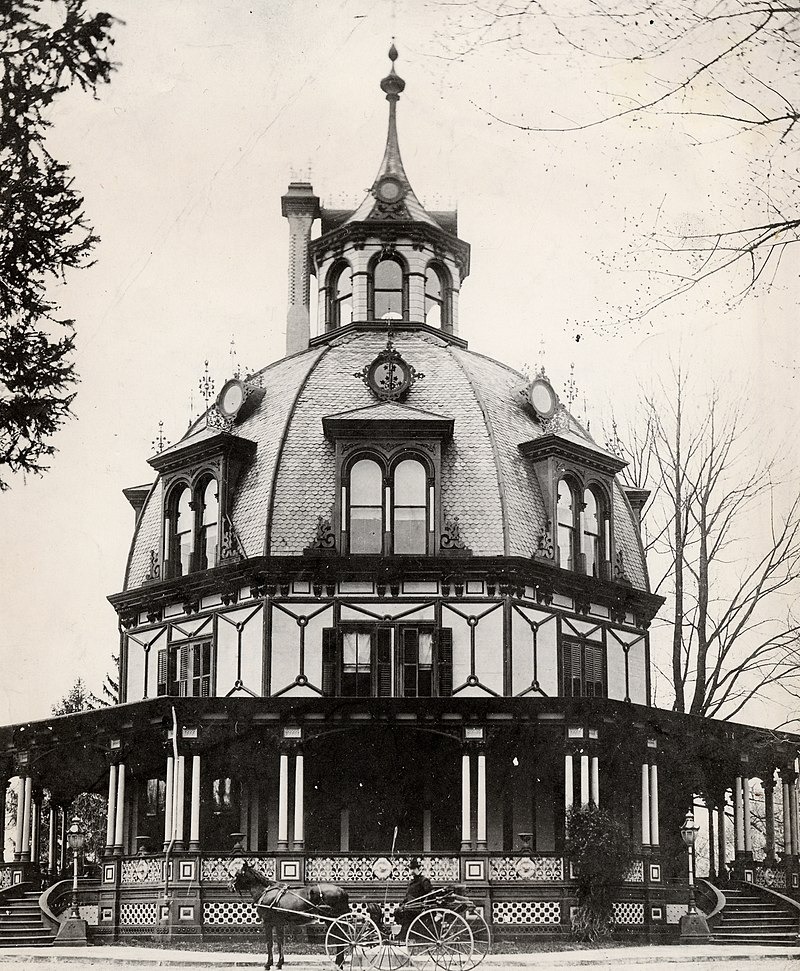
[
  {"left": 322, "top": 628, "right": 337, "bottom": 696},
  {"left": 179, "top": 644, "right": 190, "bottom": 697},
  {"left": 436, "top": 628, "right": 453, "bottom": 697},
  {"left": 157, "top": 648, "right": 168, "bottom": 696},
  {"left": 376, "top": 627, "right": 392, "bottom": 697},
  {"left": 563, "top": 640, "right": 581, "bottom": 697},
  {"left": 586, "top": 643, "right": 604, "bottom": 698}
]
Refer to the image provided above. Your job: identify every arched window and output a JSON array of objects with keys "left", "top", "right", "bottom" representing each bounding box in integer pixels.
[
  {"left": 198, "top": 477, "right": 219, "bottom": 570},
  {"left": 327, "top": 261, "right": 353, "bottom": 330},
  {"left": 556, "top": 479, "right": 576, "bottom": 571},
  {"left": 348, "top": 459, "right": 384, "bottom": 554},
  {"left": 392, "top": 459, "right": 428, "bottom": 554},
  {"left": 424, "top": 263, "right": 451, "bottom": 330},
  {"left": 583, "top": 488, "right": 603, "bottom": 578},
  {"left": 371, "top": 257, "right": 405, "bottom": 319},
  {"left": 169, "top": 486, "right": 193, "bottom": 578}
]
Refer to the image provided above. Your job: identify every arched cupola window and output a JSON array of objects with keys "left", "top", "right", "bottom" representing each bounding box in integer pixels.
[
  {"left": 556, "top": 478, "right": 577, "bottom": 571},
  {"left": 392, "top": 458, "right": 428, "bottom": 554},
  {"left": 348, "top": 458, "right": 384, "bottom": 554},
  {"left": 424, "top": 262, "right": 452, "bottom": 331},
  {"left": 165, "top": 476, "right": 220, "bottom": 577},
  {"left": 198, "top": 476, "right": 219, "bottom": 571},
  {"left": 168, "top": 485, "right": 194, "bottom": 578},
  {"left": 370, "top": 255, "right": 406, "bottom": 320},
  {"left": 326, "top": 260, "right": 353, "bottom": 331}
]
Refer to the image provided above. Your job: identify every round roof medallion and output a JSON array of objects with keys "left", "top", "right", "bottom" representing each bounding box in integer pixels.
[
  {"left": 375, "top": 175, "right": 406, "bottom": 205},
  {"left": 354, "top": 337, "right": 425, "bottom": 402},
  {"left": 217, "top": 378, "right": 247, "bottom": 419},
  {"left": 528, "top": 377, "right": 559, "bottom": 421}
]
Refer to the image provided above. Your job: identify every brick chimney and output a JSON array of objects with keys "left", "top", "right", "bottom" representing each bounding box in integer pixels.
[{"left": 281, "top": 182, "right": 320, "bottom": 356}]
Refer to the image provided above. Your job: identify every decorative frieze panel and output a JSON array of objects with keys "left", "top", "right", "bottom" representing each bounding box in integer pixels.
[
  {"left": 488, "top": 856, "right": 563, "bottom": 882},
  {"left": 201, "top": 856, "right": 276, "bottom": 883},
  {"left": 305, "top": 856, "right": 459, "bottom": 883},
  {"left": 613, "top": 901, "right": 644, "bottom": 925},
  {"left": 119, "top": 902, "right": 158, "bottom": 926},
  {"left": 121, "top": 858, "right": 162, "bottom": 885},
  {"left": 753, "top": 866, "right": 787, "bottom": 889},
  {"left": 204, "top": 900, "right": 260, "bottom": 924},
  {"left": 0, "top": 869, "right": 11, "bottom": 890},
  {"left": 665, "top": 904, "right": 687, "bottom": 924},
  {"left": 622, "top": 860, "right": 644, "bottom": 883},
  {"left": 492, "top": 901, "right": 561, "bottom": 924}
]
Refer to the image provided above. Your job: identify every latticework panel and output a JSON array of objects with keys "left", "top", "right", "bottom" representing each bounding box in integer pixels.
[
  {"left": 622, "top": 860, "right": 644, "bottom": 883},
  {"left": 755, "top": 867, "right": 787, "bottom": 889},
  {"left": 613, "top": 901, "right": 644, "bottom": 925},
  {"left": 121, "top": 858, "right": 162, "bottom": 884},
  {"left": 305, "top": 856, "right": 459, "bottom": 883},
  {"left": 119, "top": 902, "right": 157, "bottom": 926},
  {"left": 350, "top": 900, "right": 396, "bottom": 923},
  {"left": 492, "top": 900, "right": 561, "bottom": 924},
  {"left": 0, "top": 869, "right": 11, "bottom": 890},
  {"left": 488, "top": 857, "right": 563, "bottom": 881},
  {"left": 201, "top": 856, "right": 276, "bottom": 883},
  {"left": 203, "top": 900, "right": 260, "bottom": 924}
]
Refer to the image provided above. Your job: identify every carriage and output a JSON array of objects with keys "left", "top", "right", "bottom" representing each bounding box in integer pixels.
[{"left": 231, "top": 861, "right": 492, "bottom": 971}]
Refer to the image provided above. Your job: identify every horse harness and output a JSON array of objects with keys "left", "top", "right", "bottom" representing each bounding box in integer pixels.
[{"left": 256, "top": 882, "right": 334, "bottom": 917}]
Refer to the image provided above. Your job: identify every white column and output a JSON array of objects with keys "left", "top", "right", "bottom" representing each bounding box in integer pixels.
[
  {"left": 14, "top": 777, "right": 25, "bottom": 860},
  {"left": 640, "top": 764, "right": 651, "bottom": 846},
  {"left": 174, "top": 756, "right": 185, "bottom": 849},
  {"left": 30, "top": 796, "right": 40, "bottom": 864},
  {"left": 743, "top": 777, "right": 752, "bottom": 854},
  {"left": 734, "top": 776, "right": 744, "bottom": 854},
  {"left": 163, "top": 755, "right": 174, "bottom": 849},
  {"left": 340, "top": 808, "right": 350, "bottom": 852},
  {"left": 580, "top": 754, "right": 590, "bottom": 807},
  {"left": 649, "top": 763, "right": 659, "bottom": 847},
  {"left": 21, "top": 776, "right": 32, "bottom": 861},
  {"left": 476, "top": 750, "right": 487, "bottom": 848},
  {"left": 189, "top": 754, "right": 201, "bottom": 851},
  {"left": 461, "top": 751, "right": 471, "bottom": 849},
  {"left": 423, "top": 809, "right": 432, "bottom": 852},
  {"left": 790, "top": 781, "right": 799, "bottom": 856},
  {"left": 48, "top": 807, "right": 57, "bottom": 874},
  {"left": 565, "top": 754, "right": 574, "bottom": 819},
  {"left": 278, "top": 751, "right": 289, "bottom": 849},
  {"left": 114, "top": 763, "right": 126, "bottom": 852},
  {"left": 106, "top": 764, "right": 118, "bottom": 854},
  {"left": 590, "top": 756, "right": 600, "bottom": 806},
  {"left": 783, "top": 780, "right": 792, "bottom": 854},
  {"left": 293, "top": 751, "right": 304, "bottom": 849}
]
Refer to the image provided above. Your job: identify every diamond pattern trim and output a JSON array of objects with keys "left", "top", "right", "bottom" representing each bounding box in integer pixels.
[
  {"left": 203, "top": 900, "right": 260, "bottom": 924},
  {"left": 492, "top": 900, "right": 561, "bottom": 924},
  {"left": 121, "top": 858, "right": 162, "bottom": 884},
  {"left": 305, "top": 856, "right": 459, "bottom": 883},
  {"left": 622, "top": 860, "right": 644, "bottom": 883},
  {"left": 119, "top": 902, "right": 157, "bottom": 926},
  {"left": 201, "top": 856, "right": 276, "bottom": 883},
  {"left": 613, "top": 901, "right": 644, "bottom": 925}
]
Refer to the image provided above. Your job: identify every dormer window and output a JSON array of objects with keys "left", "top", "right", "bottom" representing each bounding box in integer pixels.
[
  {"left": 166, "top": 478, "right": 219, "bottom": 578},
  {"left": 583, "top": 488, "right": 604, "bottom": 578},
  {"left": 348, "top": 458, "right": 384, "bottom": 554},
  {"left": 168, "top": 485, "right": 194, "bottom": 578},
  {"left": 370, "top": 255, "right": 406, "bottom": 319},
  {"left": 198, "top": 476, "right": 219, "bottom": 571},
  {"left": 424, "top": 262, "right": 451, "bottom": 331},
  {"left": 327, "top": 260, "right": 353, "bottom": 331},
  {"left": 556, "top": 478, "right": 576, "bottom": 571}
]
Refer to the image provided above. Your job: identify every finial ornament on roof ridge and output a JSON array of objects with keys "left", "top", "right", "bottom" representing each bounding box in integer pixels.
[{"left": 380, "top": 42, "right": 405, "bottom": 100}]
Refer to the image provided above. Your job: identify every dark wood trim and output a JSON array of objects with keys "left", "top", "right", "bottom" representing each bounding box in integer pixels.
[{"left": 309, "top": 320, "right": 468, "bottom": 351}]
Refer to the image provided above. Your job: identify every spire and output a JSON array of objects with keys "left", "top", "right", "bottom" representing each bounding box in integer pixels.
[{"left": 344, "top": 45, "right": 443, "bottom": 228}]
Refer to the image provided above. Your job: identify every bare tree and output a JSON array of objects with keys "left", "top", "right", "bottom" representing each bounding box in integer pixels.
[
  {"left": 435, "top": 0, "right": 800, "bottom": 315},
  {"left": 613, "top": 368, "right": 800, "bottom": 719}
]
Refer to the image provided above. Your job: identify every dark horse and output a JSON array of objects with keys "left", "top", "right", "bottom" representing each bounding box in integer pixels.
[{"left": 231, "top": 861, "right": 350, "bottom": 970}]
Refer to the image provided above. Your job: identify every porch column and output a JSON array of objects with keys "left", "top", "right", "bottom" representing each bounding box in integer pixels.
[
  {"left": 590, "top": 756, "right": 600, "bottom": 806},
  {"left": 59, "top": 808, "right": 67, "bottom": 873},
  {"left": 476, "top": 749, "right": 487, "bottom": 849},
  {"left": 790, "top": 779, "right": 799, "bottom": 857},
  {"left": 580, "top": 754, "right": 590, "bottom": 807},
  {"left": 461, "top": 749, "right": 471, "bottom": 850},
  {"left": 764, "top": 777, "right": 776, "bottom": 861},
  {"left": 30, "top": 792, "right": 40, "bottom": 864},
  {"left": 339, "top": 808, "right": 350, "bottom": 852},
  {"left": 733, "top": 776, "right": 744, "bottom": 856},
  {"left": 564, "top": 753, "right": 574, "bottom": 821},
  {"left": 707, "top": 803, "right": 716, "bottom": 879},
  {"left": 20, "top": 775, "right": 32, "bottom": 862},
  {"left": 649, "top": 763, "right": 659, "bottom": 847},
  {"left": 163, "top": 755, "right": 174, "bottom": 850},
  {"left": 114, "top": 763, "right": 126, "bottom": 855},
  {"left": 174, "top": 756, "right": 185, "bottom": 851},
  {"left": 278, "top": 750, "right": 289, "bottom": 849},
  {"left": 105, "top": 763, "right": 118, "bottom": 856},
  {"left": 782, "top": 778, "right": 792, "bottom": 855},
  {"left": 14, "top": 777, "right": 25, "bottom": 861},
  {"left": 742, "top": 776, "right": 753, "bottom": 856},
  {"left": 717, "top": 800, "right": 727, "bottom": 874},
  {"left": 293, "top": 749, "right": 304, "bottom": 850},
  {"left": 48, "top": 806, "right": 57, "bottom": 875},
  {"left": 640, "top": 763, "right": 651, "bottom": 846},
  {"left": 189, "top": 753, "right": 201, "bottom": 852}
]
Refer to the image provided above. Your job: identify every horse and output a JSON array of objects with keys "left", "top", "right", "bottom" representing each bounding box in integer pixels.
[{"left": 230, "top": 861, "right": 350, "bottom": 970}]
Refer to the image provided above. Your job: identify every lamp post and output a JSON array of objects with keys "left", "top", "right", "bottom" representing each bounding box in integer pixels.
[
  {"left": 55, "top": 815, "right": 88, "bottom": 945},
  {"left": 678, "top": 808, "right": 711, "bottom": 943}
]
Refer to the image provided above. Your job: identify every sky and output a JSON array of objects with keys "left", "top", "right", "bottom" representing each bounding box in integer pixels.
[{"left": 0, "top": 0, "right": 797, "bottom": 728}]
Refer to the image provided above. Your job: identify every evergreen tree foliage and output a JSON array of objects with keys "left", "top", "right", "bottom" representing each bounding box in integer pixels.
[{"left": 0, "top": 0, "right": 117, "bottom": 489}]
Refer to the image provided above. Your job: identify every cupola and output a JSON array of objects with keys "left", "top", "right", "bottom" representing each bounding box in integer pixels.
[{"left": 281, "top": 45, "right": 471, "bottom": 355}]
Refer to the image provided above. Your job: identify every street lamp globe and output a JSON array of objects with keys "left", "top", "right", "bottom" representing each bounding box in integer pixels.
[
  {"left": 680, "top": 810, "right": 698, "bottom": 848},
  {"left": 67, "top": 817, "right": 85, "bottom": 853}
]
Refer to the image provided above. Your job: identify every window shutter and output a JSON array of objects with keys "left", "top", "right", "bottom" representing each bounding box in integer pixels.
[
  {"left": 179, "top": 644, "right": 190, "bottom": 697},
  {"left": 563, "top": 640, "right": 581, "bottom": 697},
  {"left": 322, "top": 628, "right": 337, "bottom": 697},
  {"left": 586, "top": 643, "right": 604, "bottom": 698},
  {"left": 436, "top": 627, "right": 453, "bottom": 697},
  {"left": 157, "top": 648, "right": 168, "bottom": 696},
  {"left": 376, "top": 627, "right": 392, "bottom": 697}
]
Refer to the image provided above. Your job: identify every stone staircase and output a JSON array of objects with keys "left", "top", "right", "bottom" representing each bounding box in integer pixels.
[
  {"left": 0, "top": 886, "right": 54, "bottom": 948},
  {"left": 711, "top": 884, "right": 800, "bottom": 946}
]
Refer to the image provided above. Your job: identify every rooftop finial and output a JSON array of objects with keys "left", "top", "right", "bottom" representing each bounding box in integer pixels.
[{"left": 380, "top": 42, "right": 405, "bottom": 100}]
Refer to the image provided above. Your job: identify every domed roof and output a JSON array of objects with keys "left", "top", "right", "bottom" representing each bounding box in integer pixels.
[{"left": 125, "top": 327, "right": 648, "bottom": 592}]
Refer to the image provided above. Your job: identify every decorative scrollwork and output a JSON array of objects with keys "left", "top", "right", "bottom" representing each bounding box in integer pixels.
[
  {"left": 354, "top": 332, "right": 424, "bottom": 402},
  {"left": 144, "top": 550, "right": 161, "bottom": 582},
  {"left": 534, "top": 519, "right": 555, "bottom": 560},
  {"left": 540, "top": 404, "right": 571, "bottom": 436},
  {"left": 614, "top": 550, "right": 629, "bottom": 583},
  {"left": 220, "top": 516, "right": 245, "bottom": 563},
  {"left": 440, "top": 515, "right": 471, "bottom": 554},
  {"left": 305, "top": 515, "right": 336, "bottom": 553}
]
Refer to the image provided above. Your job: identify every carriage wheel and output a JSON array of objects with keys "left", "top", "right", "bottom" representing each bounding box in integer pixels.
[
  {"left": 405, "top": 908, "right": 473, "bottom": 971},
  {"left": 325, "top": 914, "right": 382, "bottom": 970},
  {"left": 461, "top": 910, "right": 491, "bottom": 969}
]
